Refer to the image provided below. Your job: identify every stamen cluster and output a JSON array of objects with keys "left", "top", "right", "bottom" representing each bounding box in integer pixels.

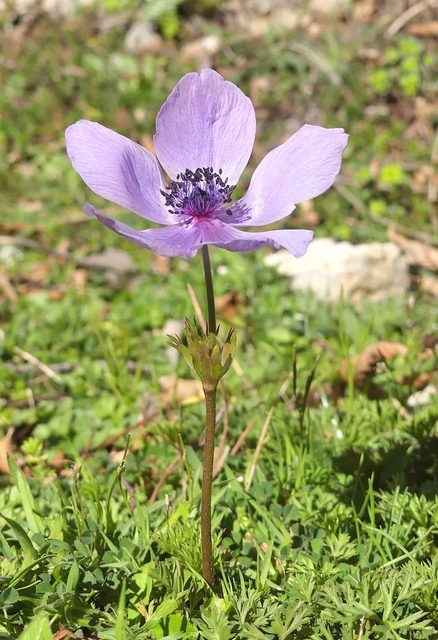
[{"left": 161, "top": 167, "right": 235, "bottom": 216}]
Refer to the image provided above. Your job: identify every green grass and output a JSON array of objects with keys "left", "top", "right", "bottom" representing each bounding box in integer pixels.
[{"left": 1, "top": 1, "right": 438, "bottom": 638}]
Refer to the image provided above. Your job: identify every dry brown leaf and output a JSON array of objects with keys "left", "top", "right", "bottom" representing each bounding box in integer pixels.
[
  {"left": 296, "top": 199, "right": 321, "bottom": 227},
  {"left": 18, "top": 260, "right": 52, "bottom": 295},
  {"left": 69, "top": 268, "right": 88, "bottom": 289},
  {"left": 0, "top": 429, "right": 14, "bottom": 475},
  {"left": 0, "top": 267, "right": 18, "bottom": 302},
  {"left": 342, "top": 341, "right": 409, "bottom": 399},
  {"left": 352, "top": 0, "right": 374, "bottom": 20},
  {"left": 422, "top": 333, "right": 438, "bottom": 350},
  {"left": 18, "top": 200, "right": 44, "bottom": 213},
  {"left": 249, "top": 76, "right": 272, "bottom": 107},
  {"left": 408, "top": 21, "right": 438, "bottom": 36},
  {"left": 387, "top": 227, "right": 438, "bottom": 271},
  {"left": 149, "top": 252, "right": 171, "bottom": 275},
  {"left": 51, "top": 450, "right": 66, "bottom": 473},
  {"left": 159, "top": 374, "right": 203, "bottom": 408},
  {"left": 140, "top": 134, "right": 156, "bottom": 155},
  {"left": 48, "top": 290, "right": 65, "bottom": 301},
  {"left": 52, "top": 626, "right": 79, "bottom": 639},
  {"left": 412, "top": 371, "right": 432, "bottom": 390},
  {"left": 420, "top": 274, "right": 438, "bottom": 297},
  {"left": 110, "top": 450, "right": 126, "bottom": 464},
  {"left": 56, "top": 239, "right": 70, "bottom": 257},
  {"left": 216, "top": 290, "right": 243, "bottom": 322},
  {"left": 28, "top": 260, "right": 52, "bottom": 281},
  {"left": 412, "top": 164, "right": 433, "bottom": 192},
  {"left": 114, "top": 107, "right": 132, "bottom": 131},
  {"left": 0, "top": 222, "right": 26, "bottom": 234},
  {"left": 180, "top": 35, "right": 221, "bottom": 69}
]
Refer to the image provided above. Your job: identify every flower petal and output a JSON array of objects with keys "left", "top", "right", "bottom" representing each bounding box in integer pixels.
[
  {"left": 233, "top": 125, "right": 348, "bottom": 226},
  {"left": 84, "top": 204, "right": 200, "bottom": 258},
  {"left": 154, "top": 69, "right": 256, "bottom": 184},
  {"left": 66, "top": 120, "right": 174, "bottom": 225},
  {"left": 210, "top": 223, "right": 314, "bottom": 258},
  {"left": 182, "top": 216, "right": 313, "bottom": 258}
]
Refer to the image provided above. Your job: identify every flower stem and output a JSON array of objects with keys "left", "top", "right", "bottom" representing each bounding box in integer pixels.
[
  {"left": 201, "top": 245, "right": 216, "bottom": 334},
  {"left": 201, "top": 385, "right": 217, "bottom": 590},
  {"left": 200, "top": 244, "right": 217, "bottom": 590}
]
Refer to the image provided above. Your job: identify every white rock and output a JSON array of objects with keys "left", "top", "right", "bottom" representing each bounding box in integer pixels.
[
  {"left": 83, "top": 247, "right": 135, "bottom": 287},
  {"left": 124, "top": 21, "right": 162, "bottom": 55},
  {"left": 265, "top": 238, "right": 409, "bottom": 305},
  {"left": 225, "top": 0, "right": 300, "bottom": 36},
  {"left": 271, "top": 7, "right": 299, "bottom": 29},
  {"left": 0, "top": 0, "right": 94, "bottom": 15},
  {"left": 309, "top": 0, "right": 350, "bottom": 15},
  {"left": 0, "top": 245, "right": 24, "bottom": 266},
  {"left": 407, "top": 384, "right": 438, "bottom": 411},
  {"left": 180, "top": 34, "right": 221, "bottom": 69},
  {"left": 84, "top": 247, "right": 134, "bottom": 273}
]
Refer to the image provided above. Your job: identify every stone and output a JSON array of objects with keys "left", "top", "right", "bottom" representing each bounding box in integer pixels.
[
  {"left": 264, "top": 238, "right": 409, "bottom": 305},
  {"left": 407, "top": 384, "right": 438, "bottom": 411},
  {"left": 309, "top": 0, "right": 350, "bottom": 15},
  {"left": 180, "top": 34, "right": 221, "bottom": 69},
  {"left": 0, "top": 245, "right": 24, "bottom": 267},
  {"left": 0, "top": 0, "right": 94, "bottom": 15},
  {"left": 124, "top": 21, "right": 162, "bottom": 55},
  {"left": 83, "top": 247, "right": 135, "bottom": 287},
  {"left": 224, "top": 0, "right": 300, "bottom": 36}
]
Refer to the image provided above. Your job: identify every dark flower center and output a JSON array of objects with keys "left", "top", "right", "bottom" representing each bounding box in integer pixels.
[{"left": 161, "top": 167, "right": 235, "bottom": 217}]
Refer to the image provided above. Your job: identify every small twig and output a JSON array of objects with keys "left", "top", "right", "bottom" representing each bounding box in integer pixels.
[
  {"left": 334, "top": 181, "right": 438, "bottom": 246},
  {"left": 278, "top": 370, "right": 294, "bottom": 399},
  {"left": 357, "top": 615, "right": 367, "bottom": 640},
  {"left": 5, "top": 391, "right": 65, "bottom": 409},
  {"left": 212, "top": 445, "right": 231, "bottom": 478},
  {"left": 13, "top": 346, "right": 62, "bottom": 383},
  {"left": 373, "top": 215, "right": 438, "bottom": 247},
  {"left": 245, "top": 406, "right": 275, "bottom": 492},
  {"left": 3, "top": 359, "right": 151, "bottom": 376},
  {"left": 0, "top": 235, "right": 140, "bottom": 274},
  {"left": 3, "top": 362, "right": 75, "bottom": 375},
  {"left": 289, "top": 42, "right": 343, "bottom": 92},
  {"left": 187, "top": 282, "right": 207, "bottom": 332},
  {"left": 386, "top": 0, "right": 438, "bottom": 36},
  {"left": 10, "top": 276, "right": 65, "bottom": 291},
  {"left": 333, "top": 182, "right": 367, "bottom": 214},
  {"left": 392, "top": 397, "right": 411, "bottom": 421},
  {"left": 85, "top": 416, "right": 153, "bottom": 454},
  {"left": 231, "top": 417, "right": 258, "bottom": 456},
  {"left": 25, "top": 387, "right": 36, "bottom": 409}
]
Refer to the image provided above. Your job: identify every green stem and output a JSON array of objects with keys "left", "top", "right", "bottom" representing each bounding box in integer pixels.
[
  {"left": 201, "top": 245, "right": 216, "bottom": 334},
  {"left": 200, "top": 244, "right": 218, "bottom": 589},
  {"left": 201, "top": 386, "right": 217, "bottom": 590}
]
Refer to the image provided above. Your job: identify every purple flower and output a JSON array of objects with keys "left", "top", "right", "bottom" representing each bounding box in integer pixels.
[{"left": 65, "top": 69, "right": 348, "bottom": 259}]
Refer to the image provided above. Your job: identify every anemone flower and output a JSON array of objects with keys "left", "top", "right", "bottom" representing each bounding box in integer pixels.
[{"left": 66, "top": 69, "right": 348, "bottom": 260}]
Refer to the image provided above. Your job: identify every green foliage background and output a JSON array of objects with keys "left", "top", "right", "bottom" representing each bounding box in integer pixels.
[{"left": 0, "top": 0, "right": 437, "bottom": 637}]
